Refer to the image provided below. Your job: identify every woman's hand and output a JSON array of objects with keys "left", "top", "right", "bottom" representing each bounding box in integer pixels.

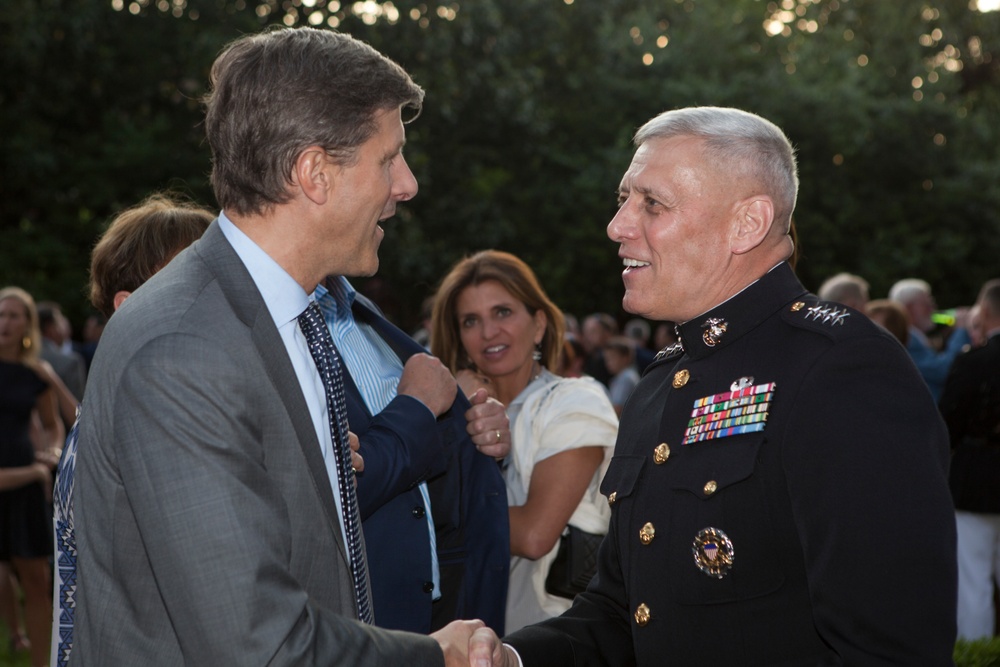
[
  {"left": 464, "top": 390, "right": 510, "bottom": 459},
  {"left": 456, "top": 369, "right": 494, "bottom": 399}
]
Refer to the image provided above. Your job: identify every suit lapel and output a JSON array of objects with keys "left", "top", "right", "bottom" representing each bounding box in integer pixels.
[{"left": 197, "top": 223, "right": 349, "bottom": 566}]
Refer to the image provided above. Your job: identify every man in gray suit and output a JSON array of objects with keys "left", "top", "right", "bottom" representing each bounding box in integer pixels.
[{"left": 74, "top": 27, "right": 482, "bottom": 665}]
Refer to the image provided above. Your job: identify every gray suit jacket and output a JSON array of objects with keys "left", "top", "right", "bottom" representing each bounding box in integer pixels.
[{"left": 73, "top": 221, "right": 443, "bottom": 666}]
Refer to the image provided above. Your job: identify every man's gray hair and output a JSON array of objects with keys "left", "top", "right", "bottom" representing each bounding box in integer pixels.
[
  {"left": 634, "top": 107, "right": 799, "bottom": 230},
  {"left": 889, "top": 278, "right": 932, "bottom": 304},
  {"left": 819, "top": 272, "right": 870, "bottom": 306}
]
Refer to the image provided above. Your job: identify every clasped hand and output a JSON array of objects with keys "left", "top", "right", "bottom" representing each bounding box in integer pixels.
[{"left": 431, "top": 620, "right": 518, "bottom": 667}]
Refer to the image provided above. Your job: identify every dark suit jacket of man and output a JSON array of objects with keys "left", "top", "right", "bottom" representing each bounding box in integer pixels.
[
  {"left": 506, "top": 263, "right": 957, "bottom": 666},
  {"left": 939, "top": 332, "right": 1000, "bottom": 513},
  {"left": 73, "top": 222, "right": 442, "bottom": 665},
  {"left": 346, "top": 292, "right": 510, "bottom": 634}
]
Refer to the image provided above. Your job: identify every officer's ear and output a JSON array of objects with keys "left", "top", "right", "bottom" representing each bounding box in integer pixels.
[{"left": 730, "top": 195, "right": 774, "bottom": 255}]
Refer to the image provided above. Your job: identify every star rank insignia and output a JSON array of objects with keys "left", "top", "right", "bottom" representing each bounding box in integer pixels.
[{"left": 804, "top": 304, "right": 850, "bottom": 326}]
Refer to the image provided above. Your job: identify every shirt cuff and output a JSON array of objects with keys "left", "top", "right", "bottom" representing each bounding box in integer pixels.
[{"left": 505, "top": 643, "right": 525, "bottom": 667}]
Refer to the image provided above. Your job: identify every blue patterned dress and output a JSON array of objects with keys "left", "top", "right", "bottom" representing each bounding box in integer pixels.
[{"left": 51, "top": 412, "right": 79, "bottom": 667}]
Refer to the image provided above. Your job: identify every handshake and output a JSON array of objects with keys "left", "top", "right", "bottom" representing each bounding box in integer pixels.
[{"left": 431, "top": 620, "right": 518, "bottom": 667}]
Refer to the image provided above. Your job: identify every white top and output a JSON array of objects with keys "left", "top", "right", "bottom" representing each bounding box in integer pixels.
[{"left": 504, "top": 369, "right": 619, "bottom": 632}]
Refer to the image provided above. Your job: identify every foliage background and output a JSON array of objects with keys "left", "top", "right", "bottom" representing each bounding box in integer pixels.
[{"left": 2, "top": 0, "right": 999, "bottom": 331}]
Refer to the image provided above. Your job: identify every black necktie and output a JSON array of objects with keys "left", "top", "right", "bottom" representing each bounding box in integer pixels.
[{"left": 297, "top": 302, "right": 373, "bottom": 624}]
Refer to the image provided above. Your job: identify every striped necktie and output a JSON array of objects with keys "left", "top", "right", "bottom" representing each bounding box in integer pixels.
[{"left": 297, "top": 302, "right": 373, "bottom": 624}]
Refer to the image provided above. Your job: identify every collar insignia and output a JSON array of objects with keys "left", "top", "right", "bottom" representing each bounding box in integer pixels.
[{"left": 701, "top": 318, "right": 728, "bottom": 347}]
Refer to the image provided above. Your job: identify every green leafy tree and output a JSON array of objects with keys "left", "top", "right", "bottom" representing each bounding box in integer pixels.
[{"left": 2, "top": 0, "right": 998, "bottom": 331}]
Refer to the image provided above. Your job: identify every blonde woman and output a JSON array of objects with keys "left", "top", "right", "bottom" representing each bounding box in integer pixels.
[{"left": 0, "top": 286, "right": 65, "bottom": 667}]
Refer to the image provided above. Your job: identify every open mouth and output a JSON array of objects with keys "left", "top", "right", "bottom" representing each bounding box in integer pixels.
[{"left": 622, "top": 257, "right": 650, "bottom": 272}]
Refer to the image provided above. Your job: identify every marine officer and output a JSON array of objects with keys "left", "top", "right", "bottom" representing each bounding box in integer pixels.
[{"left": 467, "top": 106, "right": 958, "bottom": 666}]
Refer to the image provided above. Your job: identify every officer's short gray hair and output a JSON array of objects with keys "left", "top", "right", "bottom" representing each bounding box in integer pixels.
[{"left": 634, "top": 107, "right": 799, "bottom": 232}]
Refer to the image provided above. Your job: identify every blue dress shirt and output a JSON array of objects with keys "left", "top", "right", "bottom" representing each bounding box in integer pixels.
[{"left": 315, "top": 277, "right": 440, "bottom": 600}]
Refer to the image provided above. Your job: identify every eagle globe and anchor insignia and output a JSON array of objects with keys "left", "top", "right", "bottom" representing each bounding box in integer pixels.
[{"left": 692, "top": 527, "right": 734, "bottom": 579}]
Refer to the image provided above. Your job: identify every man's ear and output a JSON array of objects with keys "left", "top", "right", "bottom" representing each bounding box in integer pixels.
[
  {"left": 730, "top": 196, "right": 774, "bottom": 255},
  {"left": 293, "top": 146, "right": 333, "bottom": 206}
]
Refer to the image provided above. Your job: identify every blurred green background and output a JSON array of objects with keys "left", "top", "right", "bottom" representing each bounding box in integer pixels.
[{"left": 2, "top": 0, "right": 999, "bottom": 333}]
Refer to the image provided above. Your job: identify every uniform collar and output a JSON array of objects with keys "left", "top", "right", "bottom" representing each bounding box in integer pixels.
[{"left": 675, "top": 262, "right": 808, "bottom": 361}]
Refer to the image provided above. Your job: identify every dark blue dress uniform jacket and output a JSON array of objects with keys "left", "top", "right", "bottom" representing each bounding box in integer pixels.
[
  {"left": 507, "top": 262, "right": 957, "bottom": 666},
  {"left": 346, "top": 294, "right": 510, "bottom": 634}
]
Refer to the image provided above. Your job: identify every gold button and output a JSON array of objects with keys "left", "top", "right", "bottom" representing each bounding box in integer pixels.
[
  {"left": 608, "top": 491, "right": 617, "bottom": 506},
  {"left": 639, "top": 522, "right": 655, "bottom": 545},
  {"left": 790, "top": 301, "right": 805, "bottom": 312},
  {"left": 704, "top": 480, "right": 718, "bottom": 496},
  {"left": 653, "top": 443, "right": 670, "bottom": 464},
  {"left": 672, "top": 369, "right": 690, "bottom": 388},
  {"left": 634, "top": 603, "right": 651, "bottom": 626}
]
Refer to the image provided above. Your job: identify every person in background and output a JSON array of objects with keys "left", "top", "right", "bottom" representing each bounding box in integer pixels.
[
  {"left": 622, "top": 318, "right": 655, "bottom": 372},
  {"left": 0, "top": 287, "right": 65, "bottom": 667},
  {"left": 51, "top": 192, "right": 214, "bottom": 667},
  {"left": 865, "top": 298, "right": 910, "bottom": 346},
  {"left": 73, "top": 315, "right": 105, "bottom": 373},
  {"left": 468, "top": 106, "right": 957, "bottom": 666},
  {"left": 889, "top": 277, "right": 970, "bottom": 402},
  {"left": 557, "top": 335, "right": 587, "bottom": 378},
  {"left": 939, "top": 278, "right": 1000, "bottom": 640},
  {"left": 602, "top": 336, "right": 639, "bottom": 416},
  {"left": 431, "top": 250, "right": 618, "bottom": 633},
  {"left": 36, "top": 303, "right": 87, "bottom": 409},
  {"left": 817, "top": 272, "right": 870, "bottom": 312},
  {"left": 579, "top": 313, "right": 617, "bottom": 386},
  {"left": 966, "top": 303, "right": 987, "bottom": 350}
]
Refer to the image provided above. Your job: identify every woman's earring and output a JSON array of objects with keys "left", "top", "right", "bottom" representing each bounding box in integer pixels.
[
  {"left": 532, "top": 344, "right": 542, "bottom": 362},
  {"left": 21, "top": 336, "right": 31, "bottom": 350}
]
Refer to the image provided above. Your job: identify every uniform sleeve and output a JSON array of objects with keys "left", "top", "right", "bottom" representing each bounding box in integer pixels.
[
  {"left": 106, "top": 334, "right": 443, "bottom": 666},
  {"left": 780, "top": 334, "right": 956, "bottom": 664}
]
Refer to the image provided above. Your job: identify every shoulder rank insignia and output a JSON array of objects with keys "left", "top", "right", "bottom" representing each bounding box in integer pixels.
[
  {"left": 683, "top": 381, "right": 775, "bottom": 444},
  {"left": 693, "top": 527, "right": 734, "bottom": 578},
  {"left": 653, "top": 340, "right": 684, "bottom": 362},
  {"left": 804, "top": 304, "right": 850, "bottom": 326}
]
